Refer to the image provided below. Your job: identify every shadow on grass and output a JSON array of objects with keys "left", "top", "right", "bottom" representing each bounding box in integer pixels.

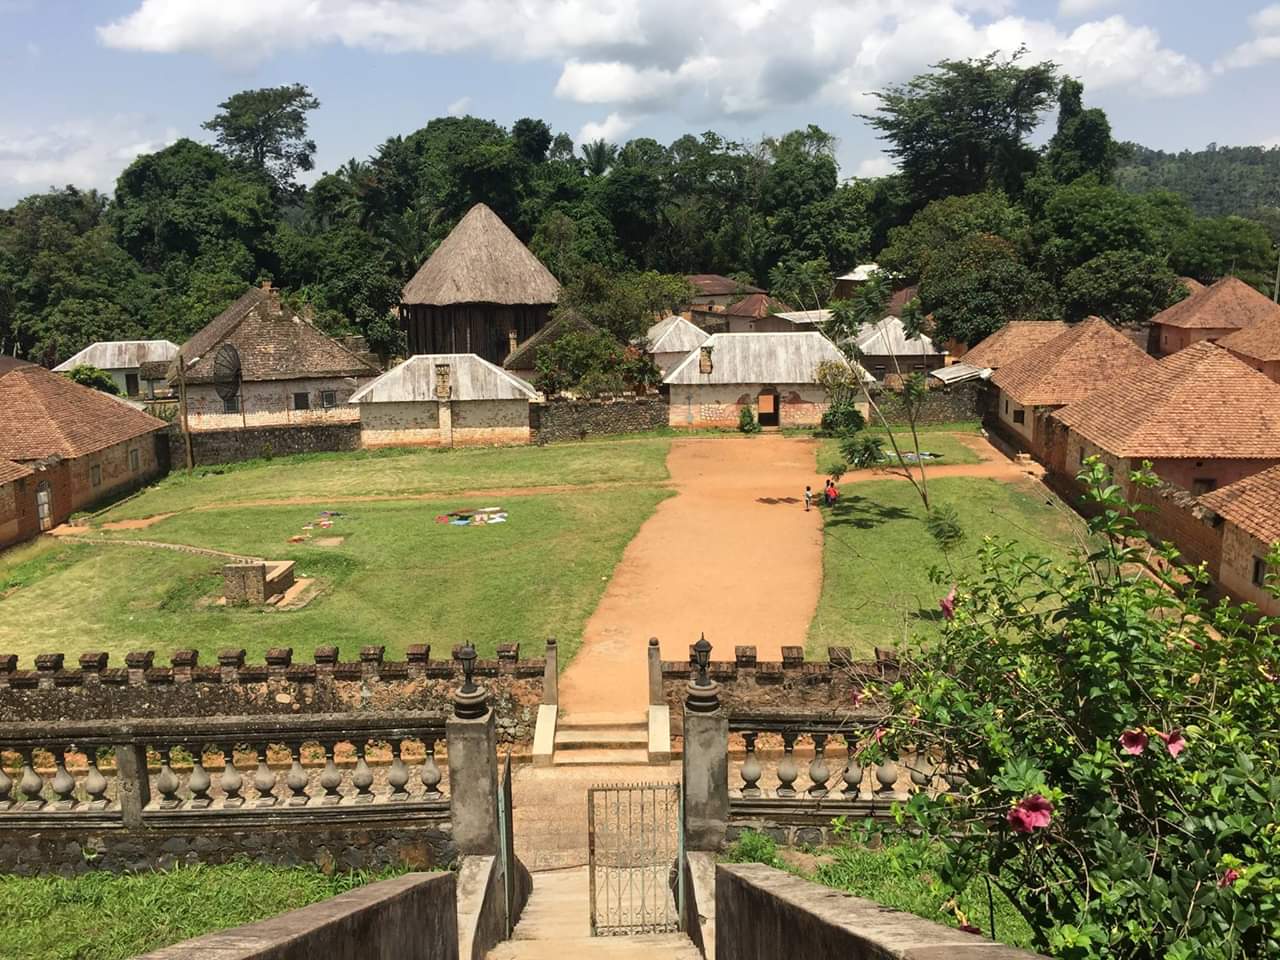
[{"left": 823, "top": 494, "right": 914, "bottom": 530}]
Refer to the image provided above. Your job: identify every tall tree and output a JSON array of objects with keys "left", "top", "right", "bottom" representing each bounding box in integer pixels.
[
  {"left": 203, "top": 84, "right": 321, "bottom": 197},
  {"left": 1041, "top": 78, "right": 1122, "bottom": 185},
  {"left": 581, "top": 139, "right": 618, "bottom": 177}
]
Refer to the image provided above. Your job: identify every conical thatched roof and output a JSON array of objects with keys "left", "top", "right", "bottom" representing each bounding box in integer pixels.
[{"left": 402, "top": 203, "right": 561, "bottom": 307}]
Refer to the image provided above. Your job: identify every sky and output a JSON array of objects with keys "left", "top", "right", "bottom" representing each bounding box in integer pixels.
[{"left": 2, "top": 0, "right": 1279, "bottom": 206}]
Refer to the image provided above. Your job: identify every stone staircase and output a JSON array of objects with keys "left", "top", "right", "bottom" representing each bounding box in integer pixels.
[
  {"left": 552, "top": 713, "right": 651, "bottom": 767},
  {"left": 486, "top": 867, "right": 700, "bottom": 959}
]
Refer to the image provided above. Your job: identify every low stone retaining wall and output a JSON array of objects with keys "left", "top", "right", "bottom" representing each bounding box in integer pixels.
[
  {"left": 138, "top": 872, "right": 459, "bottom": 960},
  {"left": 715, "top": 862, "right": 1044, "bottom": 959},
  {"left": 168, "top": 422, "right": 362, "bottom": 467},
  {"left": 530, "top": 397, "right": 668, "bottom": 443},
  {"left": 872, "top": 380, "right": 987, "bottom": 426},
  {"left": 0, "top": 645, "right": 546, "bottom": 744}
]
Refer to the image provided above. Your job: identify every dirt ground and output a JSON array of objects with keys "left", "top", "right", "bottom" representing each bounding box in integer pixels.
[{"left": 558, "top": 436, "right": 826, "bottom": 717}]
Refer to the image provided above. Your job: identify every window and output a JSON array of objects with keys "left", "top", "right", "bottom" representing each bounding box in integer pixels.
[
  {"left": 293, "top": 392, "right": 311, "bottom": 411},
  {"left": 1190, "top": 478, "right": 1217, "bottom": 496},
  {"left": 90, "top": 464, "right": 102, "bottom": 488},
  {"left": 1253, "top": 556, "right": 1270, "bottom": 588},
  {"left": 1004, "top": 399, "right": 1009, "bottom": 414},
  {"left": 223, "top": 396, "right": 240, "bottom": 414},
  {"left": 1012, "top": 409, "right": 1025, "bottom": 425},
  {"left": 320, "top": 390, "right": 337, "bottom": 409},
  {"left": 1078, "top": 445, "right": 1086, "bottom": 465},
  {"left": 129, "top": 448, "right": 140, "bottom": 473}
]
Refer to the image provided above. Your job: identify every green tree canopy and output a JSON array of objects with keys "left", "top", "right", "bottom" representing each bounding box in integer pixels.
[
  {"left": 202, "top": 83, "right": 320, "bottom": 197},
  {"left": 920, "top": 233, "right": 1056, "bottom": 344},
  {"left": 1060, "top": 250, "right": 1186, "bottom": 325}
]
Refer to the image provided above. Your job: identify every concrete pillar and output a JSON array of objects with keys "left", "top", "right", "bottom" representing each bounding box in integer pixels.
[
  {"left": 682, "top": 703, "right": 729, "bottom": 852},
  {"left": 647, "top": 637, "right": 663, "bottom": 706},
  {"left": 542, "top": 638, "right": 558, "bottom": 706},
  {"left": 440, "top": 400, "right": 454, "bottom": 447},
  {"left": 447, "top": 709, "right": 500, "bottom": 855},
  {"left": 115, "top": 742, "right": 152, "bottom": 828}
]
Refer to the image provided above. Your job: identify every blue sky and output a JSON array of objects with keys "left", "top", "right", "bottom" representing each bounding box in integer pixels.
[{"left": 2, "top": 0, "right": 1279, "bottom": 205}]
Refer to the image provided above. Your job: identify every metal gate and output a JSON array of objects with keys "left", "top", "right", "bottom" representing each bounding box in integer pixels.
[{"left": 587, "top": 782, "right": 683, "bottom": 936}]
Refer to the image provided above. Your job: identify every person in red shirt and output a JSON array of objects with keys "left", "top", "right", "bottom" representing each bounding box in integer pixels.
[{"left": 829, "top": 480, "right": 839, "bottom": 505}]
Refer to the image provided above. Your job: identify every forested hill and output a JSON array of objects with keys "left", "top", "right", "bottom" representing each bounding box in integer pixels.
[{"left": 1117, "top": 143, "right": 1280, "bottom": 219}]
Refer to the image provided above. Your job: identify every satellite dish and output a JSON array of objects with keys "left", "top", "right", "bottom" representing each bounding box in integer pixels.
[{"left": 212, "top": 343, "right": 242, "bottom": 403}]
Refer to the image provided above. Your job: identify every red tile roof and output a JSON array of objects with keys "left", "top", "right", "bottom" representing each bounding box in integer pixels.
[
  {"left": 0, "top": 358, "right": 165, "bottom": 461},
  {"left": 962, "top": 321, "right": 1071, "bottom": 370},
  {"left": 723, "top": 293, "right": 793, "bottom": 319},
  {"left": 992, "top": 318, "right": 1156, "bottom": 407},
  {"left": 1151, "top": 276, "right": 1280, "bottom": 331},
  {"left": 1199, "top": 464, "right": 1280, "bottom": 544},
  {"left": 1178, "top": 277, "right": 1206, "bottom": 296},
  {"left": 0, "top": 459, "right": 33, "bottom": 485},
  {"left": 686, "top": 275, "right": 763, "bottom": 297},
  {"left": 1218, "top": 312, "right": 1280, "bottom": 363},
  {"left": 1051, "top": 341, "right": 1280, "bottom": 459}
]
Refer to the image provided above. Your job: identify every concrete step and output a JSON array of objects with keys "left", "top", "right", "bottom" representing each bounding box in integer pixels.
[
  {"left": 488, "top": 935, "right": 701, "bottom": 959},
  {"left": 552, "top": 747, "right": 652, "bottom": 766},
  {"left": 554, "top": 727, "right": 649, "bottom": 750},
  {"left": 557, "top": 713, "right": 648, "bottom": 731}
]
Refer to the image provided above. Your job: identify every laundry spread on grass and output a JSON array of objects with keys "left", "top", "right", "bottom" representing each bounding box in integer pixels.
[
  {"left": 288, "top": 510, "right": 347, "bottom": 543},
  {"left": 435, "top": 506, "right": 508, "bottom": 527}
]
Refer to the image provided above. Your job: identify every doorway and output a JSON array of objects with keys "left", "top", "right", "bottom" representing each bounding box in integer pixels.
[
  {"left": 756, "top": 388, "right": 780, "bottom": 428},
  {"left": 36, "top": 481, "right": 52, "bottom": 531}
]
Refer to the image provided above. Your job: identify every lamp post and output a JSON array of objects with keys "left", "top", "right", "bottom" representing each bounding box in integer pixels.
[
  {"left": 453, "top": 643, "right": 487, "bottom": 719},
  {"left": 685, "top": 633, "right": 720, "bottom": 714}
]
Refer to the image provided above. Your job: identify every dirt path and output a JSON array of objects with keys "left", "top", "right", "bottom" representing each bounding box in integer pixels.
[{"left": 558, "top": 436, "right": 825, "bottom": 717}]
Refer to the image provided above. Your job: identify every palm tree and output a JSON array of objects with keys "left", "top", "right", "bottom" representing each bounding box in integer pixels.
[{"left": 580, "top": 139, "right": 618, "bottom": 177}]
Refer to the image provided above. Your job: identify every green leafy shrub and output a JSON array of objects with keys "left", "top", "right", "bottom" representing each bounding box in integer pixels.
[
  {"left": 738, "top": 405, "right": 761, "bottom": 434},
  {"left": 840, "top": 433, "right": 884, "bottom": 467},
  {"left": 820, "top": 401, "right": 866, "bottom": 435},
  {"left": 866, "top": 459, "right": 1280, "bottom": 959},
  {"left": 822, "top": 460, "right": 847, "bottom": 483},
  {"left": 724, "top": 830, "right": 783, "bottom": 868},
  {"left": 67, "top": 364, "right": 120, "bottom": 395}
]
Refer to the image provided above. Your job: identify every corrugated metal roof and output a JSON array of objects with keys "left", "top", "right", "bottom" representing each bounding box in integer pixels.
[
  {"left": 837, "top": 263, "right": 880, "bottom": 282},
  {"left": 851, "top": 317, "right": 943, "bottom": 357},
  {"left": 53, "top": 340, "right": 178, "bottom": 372},
  {"left": 663, "top": 332, "right": 868, "bottom": 385},
  {"left": 349, "top": 354, "right": 538, "bottom": 403},
  {"left": 646, "top": 316, "right": 709, "bottom": 354},
  {"left": 772, "top": 310, "right": 831, "bottom": 326},
  {"left": 929, "top": 363, "right": 991, "bottom": 385}
]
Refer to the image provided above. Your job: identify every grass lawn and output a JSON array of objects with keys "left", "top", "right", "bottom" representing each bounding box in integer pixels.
[
  {"left": 0, "top": 486, "right": 670, "bottom": 667},
  {"left": 807, "top": 476, "right": 1087, "bottom": 655},
  {"left": 95, "top": 438, "right": 673, "bottom": 522},
  {"left": 0, "top": 863, "right": 391, "bottom": 960},
  {"left": 815, "top": 430, "right": 983, "bottom": 471}
]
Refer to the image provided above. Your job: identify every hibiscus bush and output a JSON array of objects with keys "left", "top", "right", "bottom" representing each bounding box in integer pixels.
[{"left": 865, "top": 459, "right": 1280, "bottom": 958}]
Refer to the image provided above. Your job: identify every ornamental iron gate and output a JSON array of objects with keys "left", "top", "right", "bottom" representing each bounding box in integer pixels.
[{"left": 587, "top": 782, "right": 683, "bottom": 936}]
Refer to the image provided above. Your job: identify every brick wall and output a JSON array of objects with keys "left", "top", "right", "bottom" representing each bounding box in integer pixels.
[
  {"left": 1220, "top": 524, "right": 1280, "bottom": 616},
  {"left": 870, "top": 380, "right": 985, "bottom": 426},
  {"left": 167, "top": 422, "right": 362, "bottom": 467},
  {"left": 1130, "top": 480, "right": 1224, "bottom": 574},
  {"left": 0, "top": 645, "right": 547, "bottom": 743},
  {"left": 666, "top": 384, "right": 829, "bottom": 428},
  {"left": 531, "top": 397, "right": 669, "bottom": 442},
  {"left": 70, "top": 433, "right": 165, "bottom": 513}
]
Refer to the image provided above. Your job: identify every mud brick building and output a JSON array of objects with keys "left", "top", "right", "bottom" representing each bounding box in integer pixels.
[{"left": 1149, "top": 276, "right": 1280, "bottom": 358}]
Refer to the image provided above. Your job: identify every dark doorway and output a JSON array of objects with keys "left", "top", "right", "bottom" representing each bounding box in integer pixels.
[
  {"left": 757, "top": 388, "right": 780, "bottom": 428},
  {"left": 125, "top": 372, "right": 139, "bottom": 396}
]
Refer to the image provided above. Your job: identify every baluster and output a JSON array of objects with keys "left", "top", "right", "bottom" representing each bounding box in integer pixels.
[
  {"left": 49, "top": 746, "right": 77, "bottom": 811},
  {"left": 841, "top": 736, "right": 863, "bottom": 800},
  {"left": 18, "top": 748, "right": 44, "bottom": 810},
  {"left": 388, "top": 739, "right": 409, "bottom": 801},
  {"left": 420, "top": 738, "right": 442, "bottom": 800},
  {"left": 187, "top": 745, "right": 211, "bottom": 809},
  {"left": 876, "top": 759, "right": 899, "bottom": 797},
  {"left": 155, "top": 746, "right": 181, "bottom": 809},
  {"left": 807, "top": 734, "right": 832, "bottom": 798},
  {"left": 319, "top": 741, "right": 343, "bottom": 805},
  {"left": 739, "top": 732, "right": 762, "bottom": 798},
  {"left": 776, "top": 732, "right": 799, "bottom": 798},
  {"left": 286, "top": 742, "right": 309, "bottom": 806},
  {"left": 220, "top": 745, "right": 244, "bottom": 808},
  {"left": 352, "top": 740, "right": 374, "bottom": 803},
  {"left": 83, "top": 749, "right": 109, "bottom": 809},
  {"left": 909, "top": 758, "right": 932, "bottom": 793},
  {"left": 252, "top": 745, "right": 277, "bottom": 807},
  {"left": 0, "top": 755, "right": 13, "bottom": 810}
]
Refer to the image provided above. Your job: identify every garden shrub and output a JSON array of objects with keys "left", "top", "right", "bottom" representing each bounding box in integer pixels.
[
  {"left": 738, "top": 405, "right": 761, "bottom": 434},
  {"left": 820, "top": 401, "right": 866, "bottom": 435}
]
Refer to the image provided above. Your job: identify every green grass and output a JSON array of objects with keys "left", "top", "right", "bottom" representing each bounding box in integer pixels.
[
  {"left": 96, "top": 438, "right": 673, "bottom": 521},
  {"left": 816, "top": 431, "right": 983, "bottom": 472},
  {"left": 808, "top": 476, "right": 1087, "bottom": 655},
  {"left": 0, "top": 862, "right": 395, "bottom": 960},
  {"left": 0, "top": 487, "right": 670, "bottom": 666}
]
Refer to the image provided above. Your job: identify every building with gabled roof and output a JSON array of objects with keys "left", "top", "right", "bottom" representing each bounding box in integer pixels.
[
  {"left": 991, "top": 318, "right": 1156, "bottom": 456},
  {"left": 644, "top": 315, "right": 710, "bottom": 376},
  {"left": 0, "top": 458, "right": 36, "bottom": 550},
  {"left": 722, "top": 294, "right": 795, "bottom": 333},
  {"left": 664, "top": 331, "right": 866, "bottom": 428},
  {"left": 0, "top": 356, "right": 167, "bottom": 545},
  {"left": 684, "top": 274, "right": 763, "bottom": 308},
  {"left": 1048, "top": 341, "right": 1280, "bottom": 493},
  {"left": 1150, "top": 276, "right": 1280, "bottom": 357},
  {"left": 503, "top": 310, "right": 601, "bottom": 381},
  {"left": 850, "top": 316, "right": 946, "bottom": 381},
  {"left": 961, "top": 321, "right": 1071, "bottom": 371},
  {"left": 171, "top": 284, "right": 380, "bottom": 430},
  {"left": 350, "top": 354, "right": 538, "bottom": 448},
  {"left": 53, "top": 339, "right": 178, "bottom": 398},
  {"left": 1218, "top": 311, "right": 1280, "bottom": 384},
  {"left": 401, "top": 203, "right": 560, "bottom": 365},
  {"left": 1199, "top": 465, "right": 1280, "bottom": 616}
]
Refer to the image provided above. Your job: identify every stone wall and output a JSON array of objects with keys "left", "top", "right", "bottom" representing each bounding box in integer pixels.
[
  {"left": 666, "top": 384, "right": 828, "bottom": 428},
  {"left": 137, "top": 873, "right": 459, "bottom": 960},
  {"left": 0, "top": 645, "right": 546, "bottom": 744},
  {"left": 184, "top": 377, "right": 369, "bottom": 431},
  {"left": 362, "top": 400, "right": 531, "bottom": 448},
  {"left": 872, "top": 379, "right": 986, "bottom": 426},
  {"left": 531, "top": 397, "right": 669, "bottom": 443},
  {"left": 167, "top": 422, "right": 362, "bottom": 467}
]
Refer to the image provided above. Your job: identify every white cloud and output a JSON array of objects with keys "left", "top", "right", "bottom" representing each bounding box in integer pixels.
[
  {"left": 0, "top": 119, "right": 178, "bottom": 201},
  {"left": 855, "top": 155, "right": 897, "bottom": 178},
  {"left": 1057, "top": 0, "right": 1120, "bottom": 16},
  {"left": 446, "top": 96, "right": 471, "bottom": 116},
  {"left": 576, "top": 112, "right": 633, "bottom": 145},
  {"left": 1216, "top": 4, "right": 1280, "bottom": 72}
]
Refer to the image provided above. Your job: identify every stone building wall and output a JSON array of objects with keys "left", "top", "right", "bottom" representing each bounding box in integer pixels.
[
  {"left": 1220, "top": 523, "right": 1280, "bottom": 617},
  {"left": 0, "top": 645, "right": 546, "bottom": 744},
  {"left": 871, "top": 380, "right": 985, "bottom": 426},
  {"left": 666, "top": 384, "right": 829, "bottom": 428},
  {"left": 531, "top": 398, "right": 669, "bottom": 443},
  {"left": 184, "top": 377, "right": 369, "bottom": 431},
  {"left": 167, "top": 422, "right": 362, "bottom": 467},
  {"left": 361, "top": 400, "right": 530, "bottom": 447}
]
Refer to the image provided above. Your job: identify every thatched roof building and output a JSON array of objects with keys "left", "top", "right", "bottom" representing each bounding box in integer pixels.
[{"left": 400, "top": 203, "right": 560, "bottom": 365}]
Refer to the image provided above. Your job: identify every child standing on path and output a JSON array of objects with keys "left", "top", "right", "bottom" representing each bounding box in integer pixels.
[{"left": 804, "top": 485, "right": 813, "bottom": 511}]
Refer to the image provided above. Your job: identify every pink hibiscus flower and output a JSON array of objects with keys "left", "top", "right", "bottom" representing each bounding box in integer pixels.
[
  {"left": 1219, "top": 868, "right": 1240, "bottom": 888},
  {"left": 1007, "top": 794, "right": 1054, "bottom": 833},
  {"left": 1119, "top": 729, "right": 1149, "bottom": 756},
  {"left": 939, "top": 586, "right": 957, "bottom": 621},
  {"left": 1157, "top": 729, "right": 1186, "bottom": 758}
]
